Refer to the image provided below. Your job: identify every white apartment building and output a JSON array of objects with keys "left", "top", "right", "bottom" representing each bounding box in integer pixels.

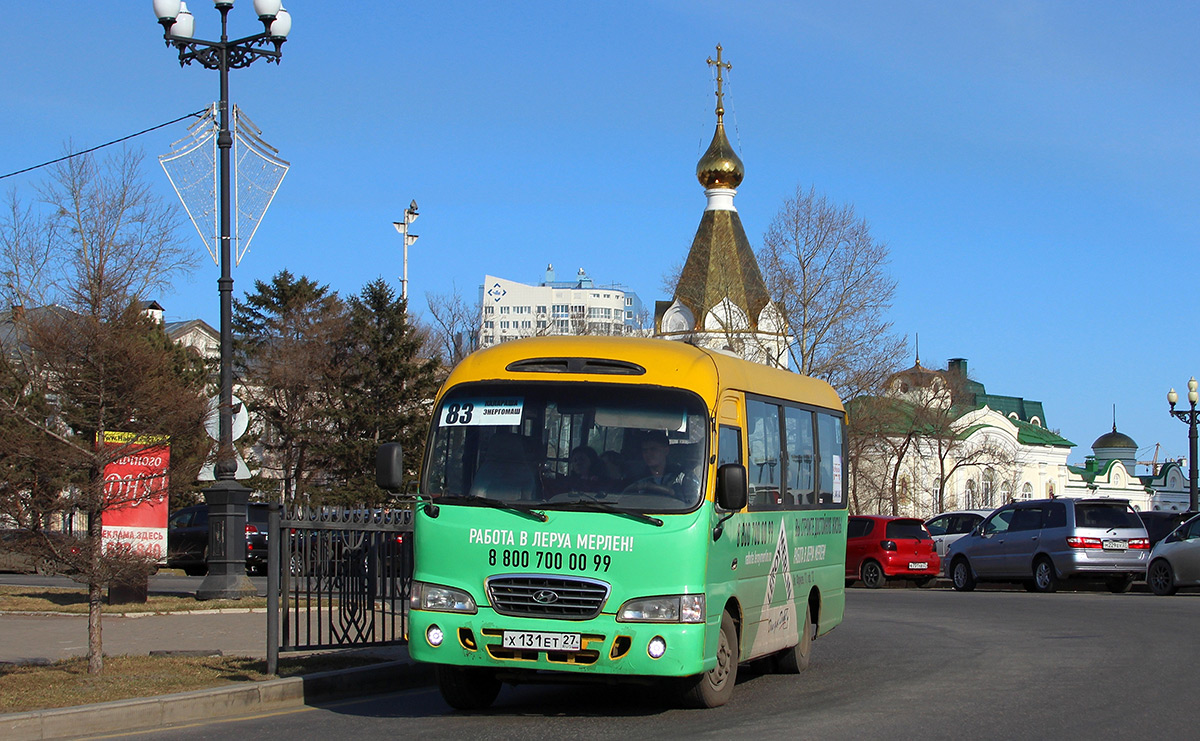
[{"left": 478, "top": 265, "right": 645, "bottom": 348}]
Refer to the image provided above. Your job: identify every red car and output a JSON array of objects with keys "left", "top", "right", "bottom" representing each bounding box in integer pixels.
[{"left": 846, "top": 516, "right": 940, "bottom": 588}]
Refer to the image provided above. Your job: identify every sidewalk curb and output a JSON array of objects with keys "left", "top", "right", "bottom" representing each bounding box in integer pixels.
[
  {"left": 0, "top": 658, "right": 434, "bottom": 740},
  {"left": 0, "top": 608, "right": 269, "bottom": 618}
]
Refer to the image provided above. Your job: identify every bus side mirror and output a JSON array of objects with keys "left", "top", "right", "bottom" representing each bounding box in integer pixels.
[
  {"left": 376, "top": 443, "right": 404, "bottom": 492},
  {"left": 716, "top": 463, "right": 747, "bottom": 511}
]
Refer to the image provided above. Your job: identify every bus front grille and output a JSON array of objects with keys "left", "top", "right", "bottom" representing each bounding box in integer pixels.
[{"left": 486, "top": 574, "right": 610, "bottom": 619}]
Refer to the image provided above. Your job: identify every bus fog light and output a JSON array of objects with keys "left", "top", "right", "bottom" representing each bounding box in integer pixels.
[
  {"left": 647, "top": 636, "right": 667, "bottom": 659},
  {"left": 426, "top": 625, "right": 444, "bottom": 647}
]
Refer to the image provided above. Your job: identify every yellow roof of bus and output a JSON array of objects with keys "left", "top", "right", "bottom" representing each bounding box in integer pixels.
[{"left": 442, "top": 336, "right": 843, "bottom": 413}]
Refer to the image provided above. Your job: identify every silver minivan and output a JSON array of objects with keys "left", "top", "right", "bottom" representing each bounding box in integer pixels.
[{"left": 946, "top": 498, "right": 1149, "bottom": 593}]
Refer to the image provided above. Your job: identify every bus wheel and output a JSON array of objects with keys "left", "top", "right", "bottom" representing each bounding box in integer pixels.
[
  {"left": 435, "top": 665, "right": 501, "bottom": 711},
  {"left": 681, "top": 612, "right": 738, "bottom": 708},
  {"left": 774, "top": 602, "right": 812, "bottom": 674}
]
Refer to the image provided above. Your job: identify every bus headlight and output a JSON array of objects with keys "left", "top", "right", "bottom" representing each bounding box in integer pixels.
[
  {"left": 616, "top": 594, "right": 705, "bottom": 623},
  {"left": 411, "top": 581, "right": 477, "bottom": 614}
]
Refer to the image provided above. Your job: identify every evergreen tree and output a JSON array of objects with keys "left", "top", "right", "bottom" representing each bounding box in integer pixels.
[
  {"left": 325, "top": 278, "right": 440, "bottom": 505},
  {"left": 233, "top": 270, "right": 348, "bottom": 504}
]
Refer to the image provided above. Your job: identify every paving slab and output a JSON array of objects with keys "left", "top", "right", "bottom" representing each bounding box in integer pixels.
[{"left": 0, "top": 610, "right": 269, "bottom": 664}]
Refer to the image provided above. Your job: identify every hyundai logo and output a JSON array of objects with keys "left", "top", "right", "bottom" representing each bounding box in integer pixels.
[{"left": 533, "top": 589, "right": 560, "bottom": 604}]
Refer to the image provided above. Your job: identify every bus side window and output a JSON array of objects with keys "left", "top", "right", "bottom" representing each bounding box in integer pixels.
[
  {"left": 784, "top": 406, "right": 815, "bottom": 510},
  {"left": 815, "top": 412, "right": 845, "bottom": 508},
  {"left": 718, "top": 425, "right": 741, "bottom": 467},
  {"left": 747, "top": 400, "right": 783, "bottom": 511}
]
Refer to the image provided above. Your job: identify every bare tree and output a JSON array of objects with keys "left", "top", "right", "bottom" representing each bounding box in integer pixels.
[
  {"left": 758, "top": 185, "right": 907, "bottom": 401},
  {"left": 425, "top": 284, "right": 479, "bottom": 367},
  {"left": 0, "top": 147, "right": 205, "bottom": 674},
  {"left": 39, "top": 147, "right": 196, "bottom": 316}
]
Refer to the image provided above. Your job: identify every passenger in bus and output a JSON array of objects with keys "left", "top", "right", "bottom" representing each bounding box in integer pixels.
[
  {"left": 564, "top": 445, "right": 602, "bottom": 492},
  {"left": 599, "top": 450, "right": 625, "bottom": 491},
  {"left": 625, "top": 431, "right": 699, "bottom": 502}
]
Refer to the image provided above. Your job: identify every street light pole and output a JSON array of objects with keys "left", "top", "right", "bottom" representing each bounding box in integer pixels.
[
  {"left": 1167, "top": 377, "right": 1200, "bottom": 512},
  {"left": 154, "top": 0, "right": 291, "bottom": 599},
  {"left": 393, "top": 200, "right": 419, "bottom": 301}
]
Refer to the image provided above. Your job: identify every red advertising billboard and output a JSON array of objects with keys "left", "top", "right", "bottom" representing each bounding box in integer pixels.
[{"left": 100, "top": 432, "right": 170, "bottom": 561}]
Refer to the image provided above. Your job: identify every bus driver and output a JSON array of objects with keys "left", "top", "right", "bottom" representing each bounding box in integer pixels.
[{"left": 626, "top": 431, "right": 698, "bottom": 503}]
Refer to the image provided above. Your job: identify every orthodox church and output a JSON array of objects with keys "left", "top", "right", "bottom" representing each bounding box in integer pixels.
[
  {"left": 1063, "top": 425, "right": 1191, "bottom": 512},
  {"left": 654, "top": 46, "right": 789, "bottom": 366}
]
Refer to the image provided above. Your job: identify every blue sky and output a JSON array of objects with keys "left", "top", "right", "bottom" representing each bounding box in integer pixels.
[{"left": 3, "top": 2, "right": 1199, "bottom": 468}]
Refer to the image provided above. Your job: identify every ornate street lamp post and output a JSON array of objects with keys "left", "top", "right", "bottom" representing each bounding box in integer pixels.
[
  {"left": 153, "top": 0, "right": 291, "bottom": 599},
  {"left": 1167, "top": 377, "right": 1200, "bottom": 512}
]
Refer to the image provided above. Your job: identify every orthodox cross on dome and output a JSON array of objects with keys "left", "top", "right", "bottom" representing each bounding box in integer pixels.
[{"left": 707, "top": 44, "right": 731, "bottom": 121}]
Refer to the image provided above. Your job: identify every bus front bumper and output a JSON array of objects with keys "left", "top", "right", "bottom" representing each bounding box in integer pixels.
[{"left": 408, "top": 608, "right": 715, "bottom": 678}]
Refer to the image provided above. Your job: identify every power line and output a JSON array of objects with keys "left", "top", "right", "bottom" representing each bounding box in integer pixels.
[{"left": 0, "top": 109, "right": 209, "bottom": 181}]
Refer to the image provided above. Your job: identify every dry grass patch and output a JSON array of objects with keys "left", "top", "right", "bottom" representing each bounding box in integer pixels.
[
  {"left": 0, "top": 653, "right": 381, "bottom": 714},
  {"left": 0, "top": 585, "right": 266, "bottom": 613}
]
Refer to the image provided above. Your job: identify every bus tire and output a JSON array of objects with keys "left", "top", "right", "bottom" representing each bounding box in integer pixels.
[
  {"left": 680, "top": 611, "right": 738, "bottom": 708},
  {"left": 435, "top": 665, "right": 501, "bottom": 711},
  {"left": 774, "top": 602, "right": 812, "bottom": 674}
]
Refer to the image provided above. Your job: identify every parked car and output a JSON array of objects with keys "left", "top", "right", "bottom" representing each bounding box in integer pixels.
[
  {"left": 167, "top": 503, "right": 270, "bottom": 576},
  {"left": 1146, "top": 512, "right": 1200, "bottom": 596},
  {"left": 1138, "top": 510, "right": 1197, "bottom": 548},
  {"left": 0, "top": 530, "right": 83, "bottom": 576},
  {"left": 924, "top": 509, "right": 993, "bottom": 572},
  {"left": 846, "top": 515, "right": 940, "bottom": 588},
  {"left": 946, "top": 498, "right": 1149, "bottom": 594}
]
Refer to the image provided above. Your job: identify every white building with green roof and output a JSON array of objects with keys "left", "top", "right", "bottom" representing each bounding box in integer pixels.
[
  {"left": 1063, "top": 426, "right": 1191, "bottom": 512},
  {"left": 853, "top": 357, "right": 1191, "bottom": 516},
  {"left": 850, "top": 357, "right": 1075, "bottom": 517}
]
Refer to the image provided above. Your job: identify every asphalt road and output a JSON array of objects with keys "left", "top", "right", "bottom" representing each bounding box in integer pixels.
[{"left": 101, "top": 587, "right": 1198, "bottom": 740}]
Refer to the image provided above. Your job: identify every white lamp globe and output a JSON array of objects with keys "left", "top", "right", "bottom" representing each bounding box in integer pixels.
[
  {"left": 253, "top": 0, "right": 282, "bottom": 20},
  {"left": 269, "top": 7, "right": 291, "bottom": 38},
  {"left": 153, "top": 0, "right": 183, "bottom": 21},
  {"left": 171, "top": 3, "right": 195, "bottom": 38}
]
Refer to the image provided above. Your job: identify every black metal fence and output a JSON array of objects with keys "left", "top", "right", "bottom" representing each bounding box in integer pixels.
[{"left": 267, "top": 504, "right": 414, "bottom": 673}]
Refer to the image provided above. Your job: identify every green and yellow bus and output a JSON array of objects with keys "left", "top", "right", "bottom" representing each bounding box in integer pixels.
[{"left": 377, "top": 336, "right": 847, "bottom": 709}]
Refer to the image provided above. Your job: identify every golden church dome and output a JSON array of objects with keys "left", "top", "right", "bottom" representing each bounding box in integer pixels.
[{"left": 696, "top": 121, "right": 744, "bottom": 189}]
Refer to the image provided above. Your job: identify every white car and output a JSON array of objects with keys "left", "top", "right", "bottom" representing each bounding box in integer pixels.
[
  {"left": 924, "top": 510, "right": 993, "bottom": 574},
  {"left": 1146, "top": 512, "right": 1200, "bottom": 596}
]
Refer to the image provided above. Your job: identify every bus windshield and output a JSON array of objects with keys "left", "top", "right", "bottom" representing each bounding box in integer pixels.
[{"left": 424, "top": 382, "right": 709, "bottom": 513}]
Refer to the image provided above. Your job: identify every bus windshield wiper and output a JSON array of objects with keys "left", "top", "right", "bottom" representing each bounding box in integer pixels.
[
  {"left": 541, "top": 499, "right": 664, "bottom": 527},
  {"left": 435, "top": 495, "right": 547, "bottom": 522}
]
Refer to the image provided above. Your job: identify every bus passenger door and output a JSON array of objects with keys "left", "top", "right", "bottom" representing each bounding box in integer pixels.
[{"left": 708, "top": 395, "right": 749, "bottom": 661}]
